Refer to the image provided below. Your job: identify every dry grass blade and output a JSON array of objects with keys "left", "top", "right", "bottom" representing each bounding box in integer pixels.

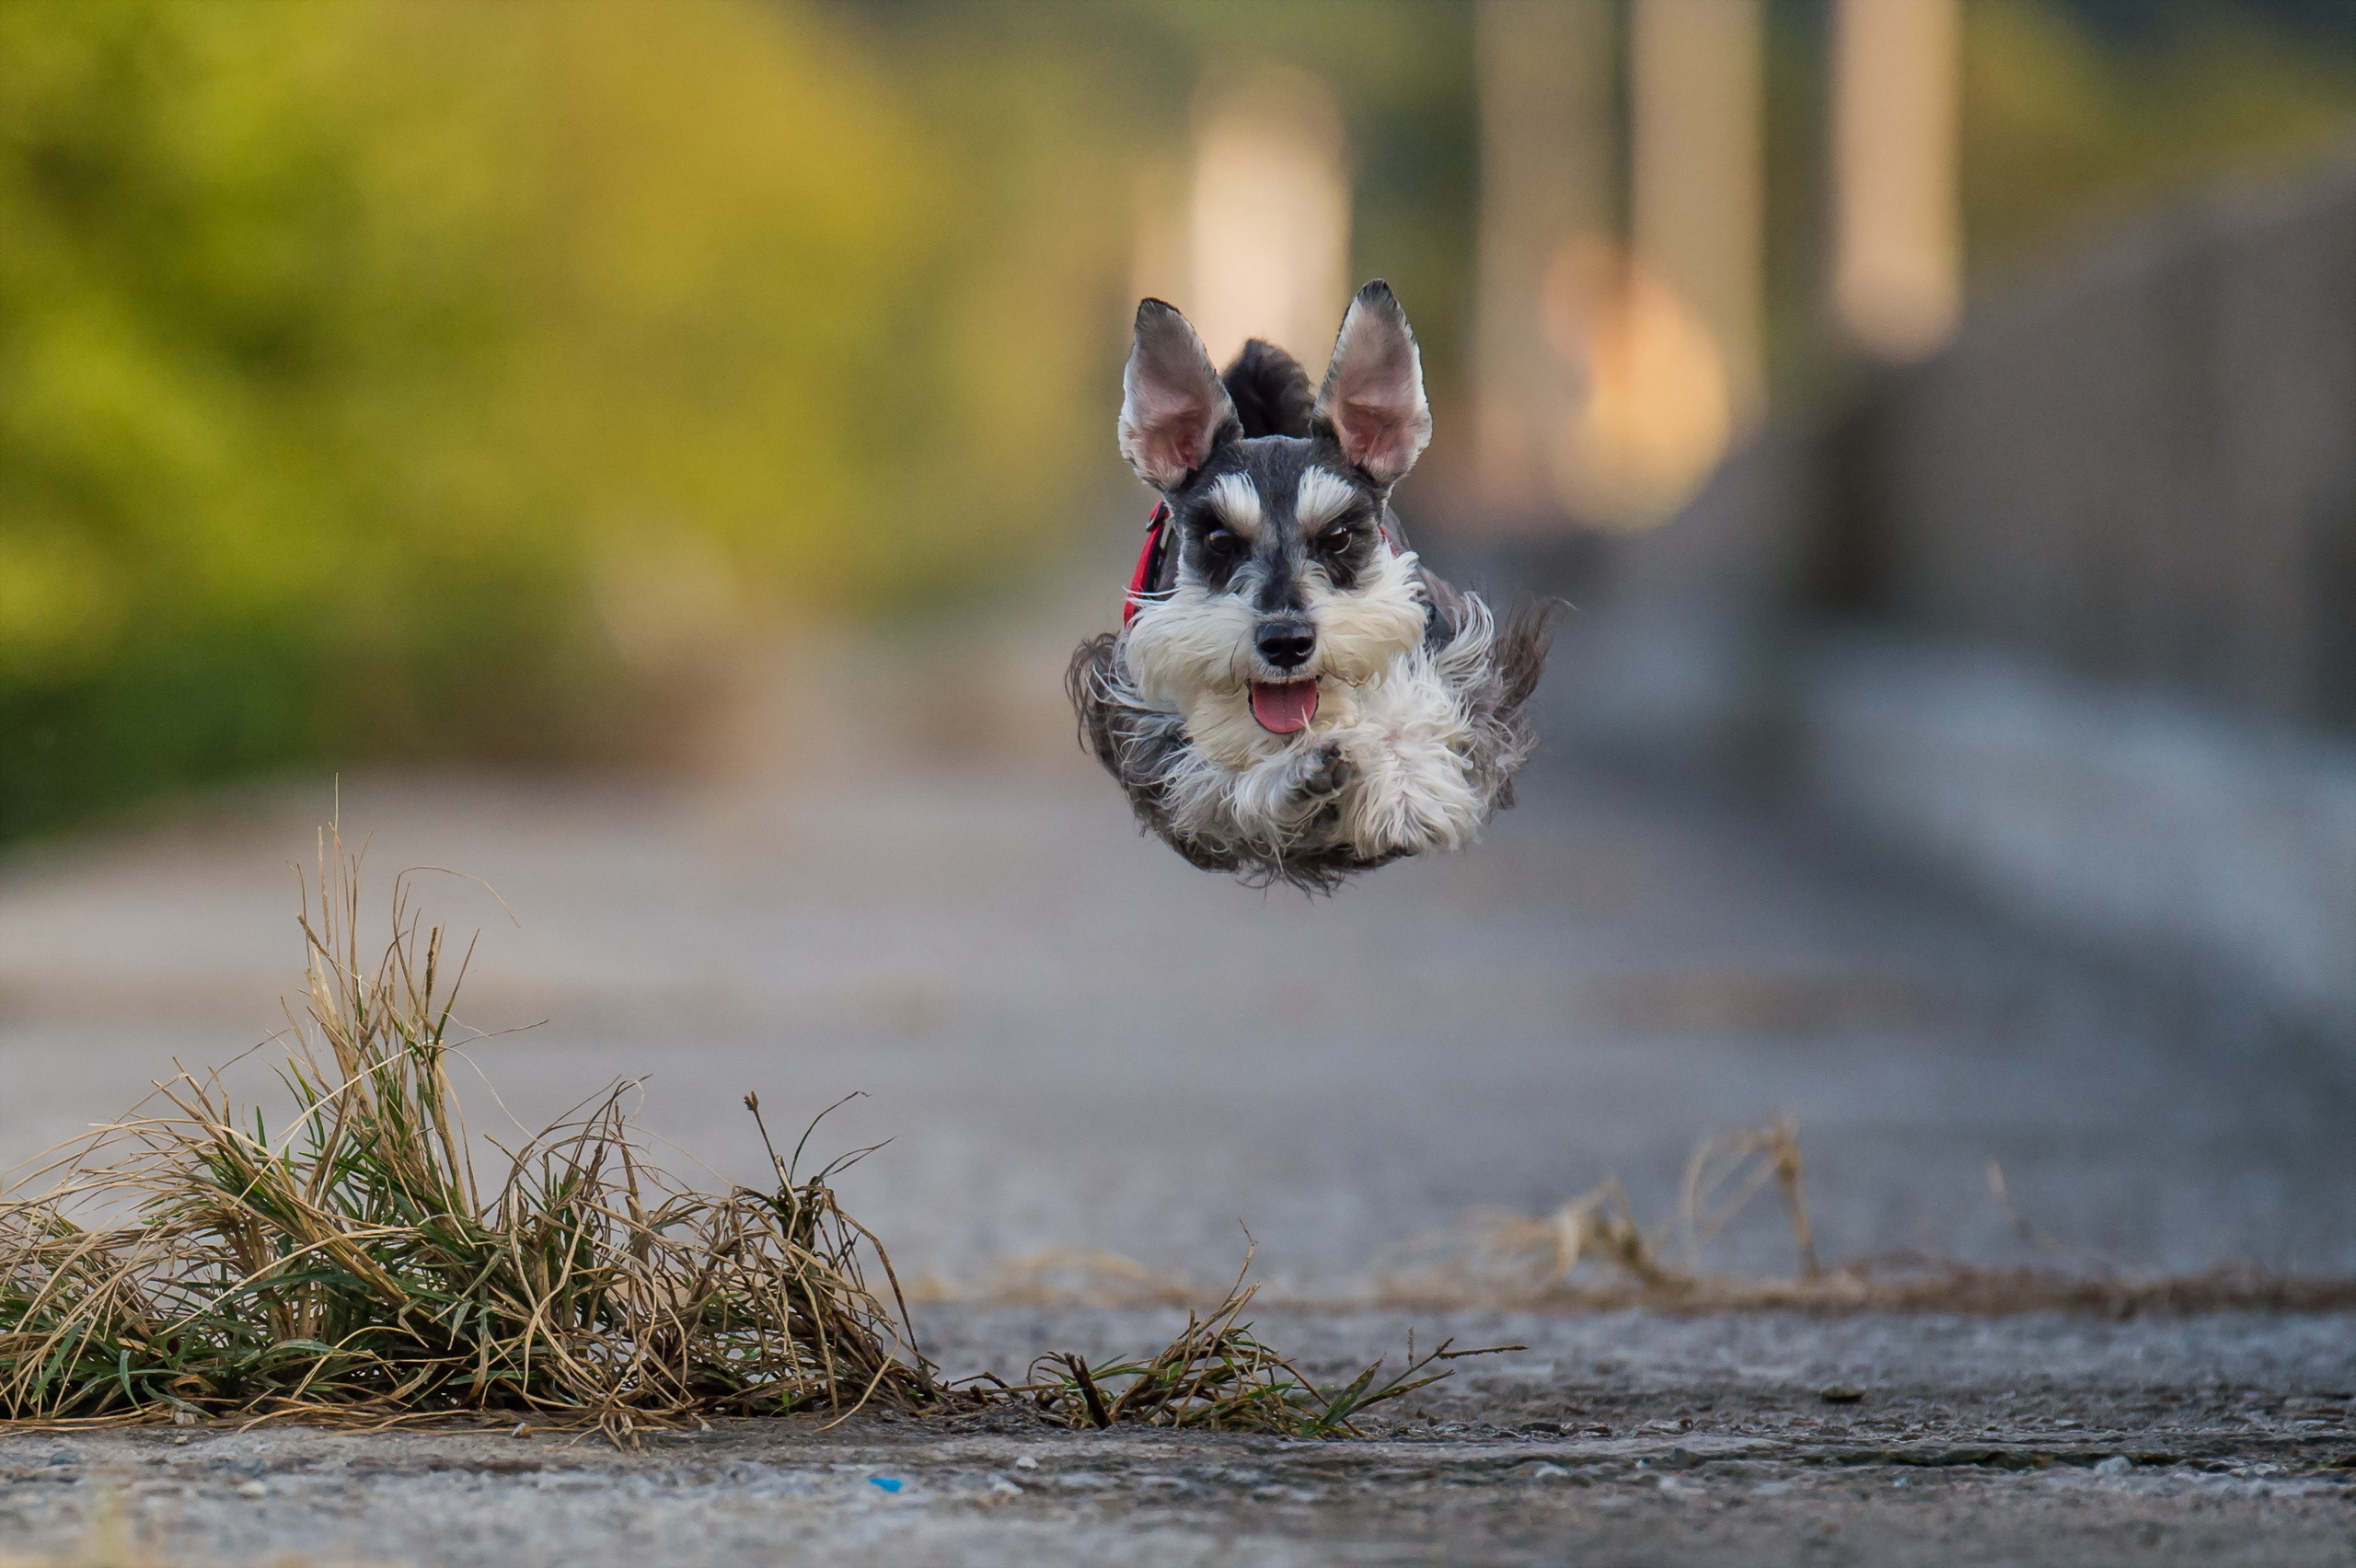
[
  {"left": 0, "top": 829, "right": 941, "bottom": 1436},
  {"left": 1680, "top": 1117, "right": 1818, "bottom": 1279},
  {"left": 1378, "top": 1118, "right": 2356, "bottom": 1316},
  {"left": 1002, "top": 1251, "right": 1518, "bottom": 1438}
]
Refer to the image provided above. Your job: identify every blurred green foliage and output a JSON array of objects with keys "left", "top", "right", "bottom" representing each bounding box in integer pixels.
[{"left": 0, "top": 0, "right": 1125, "bottom": 836}]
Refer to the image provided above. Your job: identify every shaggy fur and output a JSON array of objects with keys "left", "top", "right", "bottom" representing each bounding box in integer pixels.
[{"left": 1072, "top": 282, "right": 1555, "bottom": 891}]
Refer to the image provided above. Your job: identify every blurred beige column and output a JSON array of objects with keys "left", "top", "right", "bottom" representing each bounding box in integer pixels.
[
  {"left": 1629, "top": 0, "right": 1764, "bottom": 427},
  {"left": 1830, "top": 0, "right": 1961, "bottom": 362},
  {"left": 1471, "top": 0, "right": 1615, "bottom": 526},
  {"left": 1181, "top": 67, "right": 1351, "bottom": 370}
]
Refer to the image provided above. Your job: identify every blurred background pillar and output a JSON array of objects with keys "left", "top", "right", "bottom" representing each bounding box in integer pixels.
[
  {"left": 1180, "top": 67, "right": 1351, "bottom": 372},
  {"left": 1629, "top": 0, "right": 1764, "bottom": 428},
  {"left": 1469, "top": 0, "right": 1616, "bottom": 533},
  {"left": 1532, "top": 0, "right": 1760, "bottom": 535},
  {"left": 1541, "top": 0, "right": 1787, "bottom": 763},
  {"left": 1830, "top": 0, "right": 1962, "bottom": 363}
]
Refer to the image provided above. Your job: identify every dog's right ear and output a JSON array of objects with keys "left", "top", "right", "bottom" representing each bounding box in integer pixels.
[
  {"left": 1118, "top": 300, "right": 1241, "bottom": 492},
  {"left": 1312, "top": 280, "right": 1431, "bottom": 486}
]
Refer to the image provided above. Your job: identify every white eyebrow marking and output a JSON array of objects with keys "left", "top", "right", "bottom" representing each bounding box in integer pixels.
[
  {"left": 1207, "top": 473, "right": 1263, "bottom": 536},
  {"left": 1294, "top": 467, "right": 1358, "bottom": 531}
]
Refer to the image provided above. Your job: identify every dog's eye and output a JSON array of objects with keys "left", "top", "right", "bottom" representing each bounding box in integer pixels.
[
  {"left": 1317, "top": 526, "right": 1352, "bottom": 553},
  {"left": 1202, "top": 529, "right": 1241, "bottom": 558}
]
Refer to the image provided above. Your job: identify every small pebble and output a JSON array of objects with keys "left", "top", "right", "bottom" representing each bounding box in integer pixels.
[
  {"left": 1819, "top": 1385, "right": 1865, "bottom": 1405},
  {"left": 2096, "top": 1455, "right": 2131, "bottom": 1475},
  {"left": 235, "top": 1482, "right": 267, "bottom": 1499},
  {"left": 1529, "top": 1462, "right": 1570, "bottom": 1481},
  {"left": 1013, "top": 1455, "right": 1038, "bottom": 1470},
  {"left": 989, "top": 1477, "right": 1022, "bottom": 1496}
]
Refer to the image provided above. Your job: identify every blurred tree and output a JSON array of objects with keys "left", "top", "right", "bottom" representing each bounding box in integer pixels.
[{"left": 0, "top": 0, "right": 1125, "bottom": 836}]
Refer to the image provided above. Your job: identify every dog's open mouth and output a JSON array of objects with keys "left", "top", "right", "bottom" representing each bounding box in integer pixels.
[{"left": 1249, "top": 679, "right": 1319, "bottom": 734}]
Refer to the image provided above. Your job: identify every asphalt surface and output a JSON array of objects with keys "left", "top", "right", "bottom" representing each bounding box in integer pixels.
[
  {"left": 0, "top": 1309, "right": 2350, "bottom": 1566},
  {"left": 1, "top": 629, "right": 2352, "bottom": 1562}
]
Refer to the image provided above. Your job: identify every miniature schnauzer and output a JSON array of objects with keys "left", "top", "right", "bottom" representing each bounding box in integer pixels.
[{"left": 1068, "top": 281, "right": 1553, "bottom": 890}]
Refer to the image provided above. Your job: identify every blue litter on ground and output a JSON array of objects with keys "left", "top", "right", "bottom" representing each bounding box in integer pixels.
[{"left": 870, "top": 1477, "right": 904, "bottom": 1493}]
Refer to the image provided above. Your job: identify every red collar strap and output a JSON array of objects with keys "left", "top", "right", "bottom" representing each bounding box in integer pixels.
[{"left": 1123, "top": 501, "right": 1171, "bottom": 628}]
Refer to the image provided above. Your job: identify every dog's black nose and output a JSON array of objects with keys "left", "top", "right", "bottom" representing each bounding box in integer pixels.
[{"left": 1256, "top": 622, "right": 1315, "bottom": 671}]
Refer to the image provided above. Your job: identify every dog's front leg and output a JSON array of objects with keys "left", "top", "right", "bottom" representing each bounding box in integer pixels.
[
  {"left": 1332, "top": 721, "right": 1487, "bottom": 859},
  {"left": 1214, "top": 737, "right": 1354, "bottom": 851}
]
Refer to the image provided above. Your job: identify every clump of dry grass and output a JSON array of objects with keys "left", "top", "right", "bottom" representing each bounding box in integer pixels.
[
  {"left": 1378, "top": 1119, "right": 2356, "bottom": 1316},
  {"left": 0, "top": 834, "right": 937, "bottom": 1439},
  {"left": 0, "top": 833, "right": 1496, "bottom": 1443}
]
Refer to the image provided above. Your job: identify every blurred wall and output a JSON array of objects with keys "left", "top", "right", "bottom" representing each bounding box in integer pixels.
[
  {"left": 1496, "top": 1, "right": 2356, "bottom": 1027},
  {"left": 1797, "top": 151, "right": 2356, "bottom": 1021},
  {"left": 1838, "top": 158, "right": 2356, "bottom": 732},
  {"left": 1544, "top": 145, "right": 2356, "bottom": 1027}
]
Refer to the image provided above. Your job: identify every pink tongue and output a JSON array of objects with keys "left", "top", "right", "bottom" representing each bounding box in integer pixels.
[{"left": 1249, "top": 681, "right": 1319, "bottom": 734}]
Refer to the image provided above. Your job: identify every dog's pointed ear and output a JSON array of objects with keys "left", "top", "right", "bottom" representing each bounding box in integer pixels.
[
  {"left": 1119, "top": 300, "right": 1240, "bottom": 492},
  {"left": 1312, "top": 281, "right": 1432, "bottom": 486}
]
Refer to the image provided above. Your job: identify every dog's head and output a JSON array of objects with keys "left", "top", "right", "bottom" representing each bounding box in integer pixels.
[{"left": 1116, "top": 281, "right": 1433, "bottom": 741}]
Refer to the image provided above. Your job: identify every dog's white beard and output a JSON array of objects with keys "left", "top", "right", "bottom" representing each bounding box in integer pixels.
[{"left": 1115, "top": 549, "right": 1504, "bottom": 863}]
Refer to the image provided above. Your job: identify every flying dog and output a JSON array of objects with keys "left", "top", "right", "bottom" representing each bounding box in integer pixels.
[{"left": 1068, "top": 281, "right": 1553, "bottom": 889}]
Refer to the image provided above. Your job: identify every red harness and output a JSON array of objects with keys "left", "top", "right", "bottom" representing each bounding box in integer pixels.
[{"left": 1122, "top": 501, "right": 1171, "bottom": 628}]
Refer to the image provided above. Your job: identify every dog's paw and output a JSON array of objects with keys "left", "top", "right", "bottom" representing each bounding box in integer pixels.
[{"left": 1296, "top": 741, "right": 1356, "bottom": 804}]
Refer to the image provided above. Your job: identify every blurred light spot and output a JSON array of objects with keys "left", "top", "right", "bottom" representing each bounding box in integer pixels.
[{"left": 1540, "top": 237, "right": 1730, "bottom": 532}]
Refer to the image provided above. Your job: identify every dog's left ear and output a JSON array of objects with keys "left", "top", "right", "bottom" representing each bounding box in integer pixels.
[
  {"left": 1313, "top": 281, "right": 1432, "bottom": 487},
  {"left": 1119, "top": 300, "right": 1241, "bottom": 492}
]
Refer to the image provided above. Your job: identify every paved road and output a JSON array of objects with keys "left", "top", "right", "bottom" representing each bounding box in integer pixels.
[
  {"left": 4, "top": 631, "right": 2355, "bottom": 1562},
  {"left": 1, "top": 1309, "right": 2350, "bottom": 1566},
  {"left": 4, "top": 659, "right": 2354, "bottom": 1293}
]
